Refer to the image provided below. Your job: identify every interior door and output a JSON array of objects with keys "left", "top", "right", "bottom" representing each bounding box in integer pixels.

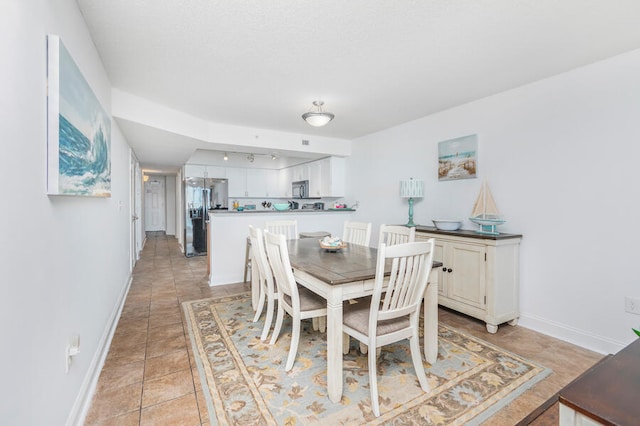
[{"left": 144, "top": 176, "right": 166, "bottom": 231}]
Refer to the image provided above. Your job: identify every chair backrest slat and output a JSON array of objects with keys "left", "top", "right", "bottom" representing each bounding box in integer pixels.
[
  {"left": 378, "top": 224, "right": 415, "bottom": 247},
  {"left": 248, "top": 225, "right": 274, "bottom": 291},
  {"left": 266, "top": 220, "right": 298, "bottom": 240},
  {"left": 264, "top": 231, "right": 299, "bottom": 305},
  {"left": 371, "top": 240, "right": 435, "bottom": 327},
  {"left": 342, "top": 221, "right": 372, "bottom": 247}
]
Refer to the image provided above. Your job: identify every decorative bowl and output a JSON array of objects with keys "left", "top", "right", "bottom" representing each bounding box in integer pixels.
[
  {"left": 273, "top": 203, "right": 290, "bottom": 211},
  {"left": 432, "top": 219, "right": 462, "bottom": 231},
  {"left": 236, "top": 206, "right": 244, "bottom": 212},
  {"left": 319, "top": 237, "right": 346, "bottom": 252}
]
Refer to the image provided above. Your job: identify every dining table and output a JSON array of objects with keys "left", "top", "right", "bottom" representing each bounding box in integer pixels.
[{"left": 286, "top": 237, "right": 442, "bottom": 404}]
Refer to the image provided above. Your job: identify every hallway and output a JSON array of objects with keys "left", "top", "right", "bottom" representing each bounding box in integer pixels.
[
  {"left": 85, "top": 232, "right": 248, "bottom": 424},
  {"left": 85, "top": 232, "right": 601, "bottom": 425}
]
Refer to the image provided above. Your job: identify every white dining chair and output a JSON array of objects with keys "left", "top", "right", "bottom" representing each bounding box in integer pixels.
[
  {"left": 342, "top": 221, "right": 372, "bottom": 247},
  {"left": 342, "top": 239, "right": 435, "bottom": 417},
  {"left": 266, "top": 220, "right": 299, "bottom": 240},
  {"left": 264, "top": 231, "right": 327, "bottom": 371},
  {"left": 378, "top": 224, "right": 415, "bottom": 246},
  {"left": 248, "top": 226, "right": 278, "bottom": 341}
]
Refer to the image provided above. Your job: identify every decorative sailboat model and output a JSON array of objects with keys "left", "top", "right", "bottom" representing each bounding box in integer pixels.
[{"left": 469, "top": 179, "right": 506, "bottom": 235}]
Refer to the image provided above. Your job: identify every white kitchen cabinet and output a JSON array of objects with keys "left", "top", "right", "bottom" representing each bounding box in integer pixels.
[
  {"left": 308, "top": 160, "right": 323, "bottom": 197},
  {"left": 183, "top": 164, "right": 226, "bottom": 179},
  {"left": 205, "top": 165, "right": 226, "bottom": 179},
  {"left": 245, "top": 169, "right": 280, "bottom": 197},
  {"left": 321, "top": 157, "right": 345, "bottom": 197},
  {"left": 290, "top": 164, "right": 309, "bottom": 182},
  {"left": 306, "top": 156, "right": 346, "bottom": 197},
  {"left": 416, "top": 228, "right": 521, "bottom": 333},
  {"left": 226, "top": 167, "right": 247, "bottom": 197},
  {"left": 279, "top": 167, "right": 292, "bottom": 197}
]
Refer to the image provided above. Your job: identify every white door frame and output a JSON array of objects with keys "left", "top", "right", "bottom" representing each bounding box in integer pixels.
[{"left": 129, "top": 151, "right": 142, "bottom": 270}]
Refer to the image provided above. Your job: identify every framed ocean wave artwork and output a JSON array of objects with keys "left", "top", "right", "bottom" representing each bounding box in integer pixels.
[{"left": 47, "top": 35, "right": 111, "bottom": 197}]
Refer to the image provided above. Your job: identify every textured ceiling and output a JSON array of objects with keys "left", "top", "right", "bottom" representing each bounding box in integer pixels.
[{"left": 77, "top": 0, "right": 640, "bottom": 170}]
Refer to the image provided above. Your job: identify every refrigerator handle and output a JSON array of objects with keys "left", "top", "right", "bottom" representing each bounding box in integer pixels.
[{"left": 202, "top": 188, "right": 208, "bottom": 227}]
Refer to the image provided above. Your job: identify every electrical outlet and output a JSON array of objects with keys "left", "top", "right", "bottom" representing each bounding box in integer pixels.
[
  {"left": 625, "top": 297, "right": 640, "bottom": 315},
  {"left": 65, "top": 335, "right": 80, "bottom": 373}
]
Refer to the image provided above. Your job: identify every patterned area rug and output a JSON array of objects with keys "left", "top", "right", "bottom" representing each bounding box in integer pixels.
[{"left": 183, "top": 293, "right": 550, "bottom": 425}]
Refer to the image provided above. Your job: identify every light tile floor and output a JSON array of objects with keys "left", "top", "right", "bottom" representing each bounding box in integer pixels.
[{"left": 85, "top": 232, "right": 602, "bottom": 425}]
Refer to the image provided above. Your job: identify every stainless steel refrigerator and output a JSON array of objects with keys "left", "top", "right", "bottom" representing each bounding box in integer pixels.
[{"left": 184, "top": 177, "right": 228, "bottom": 257}]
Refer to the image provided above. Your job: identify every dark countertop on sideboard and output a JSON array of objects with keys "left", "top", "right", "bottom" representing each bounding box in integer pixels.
[{"left": 415, "top": 225, "right": 522, "bottom": 240}]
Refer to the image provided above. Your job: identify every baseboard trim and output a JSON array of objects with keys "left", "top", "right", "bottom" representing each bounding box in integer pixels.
[
  {"left": 66, "top": 273, "right": 133, "bottom": 426},
  {"left": 518, "top": 313, "right": 624, "bottom": 355}
]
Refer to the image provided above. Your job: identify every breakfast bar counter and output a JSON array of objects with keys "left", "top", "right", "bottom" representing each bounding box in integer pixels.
[{"left": 207, "top": 210, "right": 354, "bottom": 285}]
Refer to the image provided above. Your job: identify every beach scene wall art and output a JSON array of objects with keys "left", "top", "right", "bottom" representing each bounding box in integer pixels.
[
  {"left": 47, "top": 35, "right": 111, "bottom": 196},
  {"left": 438, "top": 134, "right": 477, "bottom": 181}
]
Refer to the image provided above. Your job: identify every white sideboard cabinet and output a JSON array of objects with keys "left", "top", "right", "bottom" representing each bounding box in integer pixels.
[{"left": 416, "top": 227, "right": 522, "bottom": 333}]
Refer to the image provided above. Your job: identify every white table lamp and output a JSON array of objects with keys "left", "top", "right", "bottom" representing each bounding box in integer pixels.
[{"left": 400, "top": 178, "right": 424, "bottom": 227}]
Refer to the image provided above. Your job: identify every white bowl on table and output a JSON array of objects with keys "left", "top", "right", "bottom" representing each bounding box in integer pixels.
[{"left": 432, "top": 219, "right": 462, "bottom": 231}]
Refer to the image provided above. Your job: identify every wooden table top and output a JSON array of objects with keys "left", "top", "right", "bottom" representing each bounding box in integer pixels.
[
  {"left": 559, "top": 338, "right": 640, "bottom": 425},
  {"left": 287, "top": 238, "right": 442, "bottom": 285}
]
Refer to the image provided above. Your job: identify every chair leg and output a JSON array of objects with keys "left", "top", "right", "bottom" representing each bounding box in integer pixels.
[
  {"left": 252, "top": 283, "right": 266, "bottom": 323},
  {"left": 269, "top": 304, "right": 285, "bottom": 345},
  {"left": 368, "top": 343, "right": 380, "bottom": 417},
  {"left": 285, "top": 315, "right": 301, "bottom": 371},
  {"left": 410, "top": 332, "right": 430, "bottom": 392},
  {"left": 260, "top": 294, "right": 275, "bottom": 341},
  {"left": 342, "top": 333, "right": 350, "bottom": 355},
  {"left": 243, "top": 238, "right": 251, "bottom": 283}
]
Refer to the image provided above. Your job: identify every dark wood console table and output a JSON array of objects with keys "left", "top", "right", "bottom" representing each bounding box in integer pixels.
[{"left": 559, "top": 338, "right": 640, "bottom": 425}]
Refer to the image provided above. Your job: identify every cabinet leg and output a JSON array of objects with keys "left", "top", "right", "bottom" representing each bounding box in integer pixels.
[
  {"left": 508, "top": 318, "right": 519, "bottom": 326},
  {"left": 486, "top": 323, "right": 498, "bottom": 334}
]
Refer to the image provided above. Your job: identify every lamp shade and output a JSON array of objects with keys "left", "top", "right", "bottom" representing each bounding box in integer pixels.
[
  {"left": 400, "top": 178, "right": 424, "bottom": 198},
  {"left": 302, "top": 100, "right": 334, "bottom": 127}
]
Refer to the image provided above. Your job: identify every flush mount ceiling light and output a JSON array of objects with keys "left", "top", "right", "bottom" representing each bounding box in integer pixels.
[{"left": 302, "top": 100, "right": 334, "bottom": 127}]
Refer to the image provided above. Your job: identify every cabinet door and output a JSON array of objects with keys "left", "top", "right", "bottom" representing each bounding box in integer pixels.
[
  {"left": 417, "top": 234, "right": 446, "bottom": 296},
  {"left": 226, "top": 168, "right": 247, "bottom": 197},
  {"left": 309, "top": 160, "right": 323, "bottom": 197},
  {"left": 184, "top": 164, "right": 206, "bottom": 178},
  {"left": 205, "top": 165, "right": 226, "bottom": 179},
  {"left": 327, "top": 157, "right": 345, "bottom": 197},
  {"left": 446, "top": 242, "right": 486, "bottom": 309},
  {"left": 246, "top": 169, "right": 268, "bottom": 197},
  {"left": 433, "top": 241, "right": 446, "bottom": 297},
  {"left": 279, "top": 168, "right": 292, "bottom": 197},
  {"left": 265, "top": 169, "right": 280, "bottom": 197},
  {"left": 291, "top": 164, "right": 309, "bottom": 182}
]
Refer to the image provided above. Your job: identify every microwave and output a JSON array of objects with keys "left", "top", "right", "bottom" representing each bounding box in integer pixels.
[{"left": 292, "top": 180, "right": 309, "bottom": 198}]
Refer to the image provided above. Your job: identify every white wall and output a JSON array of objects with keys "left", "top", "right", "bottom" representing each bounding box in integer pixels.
[
  {"left": 347, "top": 49, "right": 640, "bottom": 354},
  {"left": 0, "top": 1, "right": 133, "bottom": 424}
]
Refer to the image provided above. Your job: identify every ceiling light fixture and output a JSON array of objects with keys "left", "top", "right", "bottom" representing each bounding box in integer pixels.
[
  {"left": 223, "top": 152, "right": 228, "bottom": 161},
  {"left": 271, "top": 154, "right": 277, "bottom": 160},
  {"left": 247, "top": 153, "right": 255, "bottom": 163},
  {"left": 302, "top": 100, "right": 334, "bottom": 127}
]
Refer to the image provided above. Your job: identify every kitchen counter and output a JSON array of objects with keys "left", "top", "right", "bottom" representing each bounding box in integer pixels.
[
  {"left": 207, "top": 210, "right": 355, "bottom": 285},
  {"left": 209, "top": 209, "right": 353, "bottom": 214}
]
